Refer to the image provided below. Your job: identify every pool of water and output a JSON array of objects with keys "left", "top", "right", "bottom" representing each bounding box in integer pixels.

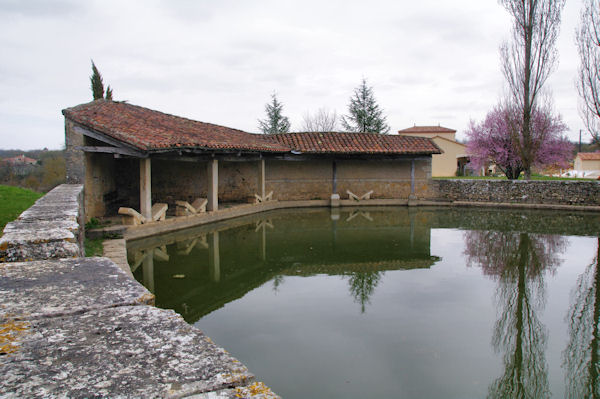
[{"left": 128, "top": 207, "right": 600, "bottom": 398}]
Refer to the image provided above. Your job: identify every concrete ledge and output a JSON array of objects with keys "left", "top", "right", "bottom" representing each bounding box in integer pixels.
[
  {"left": 123, "top": 196, "right": 600, "bottom": 242},
  {"left": 0, "top": 257, "right": 154, "bottom": 322},
  {"left": 103, "top": 239, "right": 133, "bottom": 278},
  {"left": 0, "top": 306, "right": 258, "bottom": 398}
]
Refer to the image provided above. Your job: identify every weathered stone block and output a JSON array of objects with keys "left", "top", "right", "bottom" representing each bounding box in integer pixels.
[
  {"left": 0, "top": 257, "right": 153, "bottom": 321},
  {"left": 0, "top": 306, "right": 254, "bottom": 398}
]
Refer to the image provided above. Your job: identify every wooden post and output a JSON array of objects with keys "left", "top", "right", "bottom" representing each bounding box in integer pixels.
[
  {"left": 209, "top": 231, "right": 220, "bottom": 282},
  {"left": 258, "top": 159, "right": 266, "bottom": 200},
  {"left": 140, "top": 158, "right": 152, "bottom": 219},
  {"left": 207, "top": 159, "right": 218, "bottom": 211}
]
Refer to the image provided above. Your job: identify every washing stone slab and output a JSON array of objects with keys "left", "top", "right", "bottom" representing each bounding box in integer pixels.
[
  {"left": 0, "top": 257, "right": 153, "bottom": 321},
  {"left": 0, "top": 306, "right": 255, "bottom": 398}
]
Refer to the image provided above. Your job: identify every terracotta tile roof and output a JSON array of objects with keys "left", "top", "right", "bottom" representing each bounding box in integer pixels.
[
  {"left": 269, "top": 132, "right": 442, "bottom": 155},
  {"left": 62, "top": 100, "right": 441, "bottom": 155},
  {"left": 62, "top": 100, "right": 289, "bottom": 153},
  {"left": 398, "top": 125, "right": 456, "bottom": 134},
  {"left": 577, "top": 152, "right": 600, "bottom": 160}
]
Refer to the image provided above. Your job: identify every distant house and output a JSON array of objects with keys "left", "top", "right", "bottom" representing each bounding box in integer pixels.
[
  {"left": 2, "top": 154, "right": 38, "bottom": 176},
  {"left": 574, "top": 152, "right": 600, "bottom": 172},
  {"left": 397, "top": 126, "right": 469, "bottom": 177},
  {"left": 3, "top": 154, "right": 37, "bottom": 166}
]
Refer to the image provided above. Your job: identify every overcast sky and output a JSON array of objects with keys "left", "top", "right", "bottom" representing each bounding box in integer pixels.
[{"left": 0, "top": 0, "right": 588, "bottom": 150}]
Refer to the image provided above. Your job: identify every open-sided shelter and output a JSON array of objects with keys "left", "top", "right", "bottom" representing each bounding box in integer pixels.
[{"left": 63, "top": 100, "right": 441, "bottom": 220}]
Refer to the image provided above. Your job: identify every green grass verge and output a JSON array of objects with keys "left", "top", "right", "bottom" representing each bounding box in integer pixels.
[
  {"left": 0, "top": 185, "right": 43, "bottom": 233},
  {"left": 85, "top": 238, "right": 104, "bottom": 257}
]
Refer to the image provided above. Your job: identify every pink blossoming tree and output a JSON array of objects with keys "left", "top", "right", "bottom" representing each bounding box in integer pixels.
[{"left": 466, "top": 103, "right": 572, "bottom": 179}]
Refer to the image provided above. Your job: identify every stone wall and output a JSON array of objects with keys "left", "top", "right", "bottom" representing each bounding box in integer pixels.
[
  {"left": 430, "top": 179, "right": 600, "bottom": 206},
  {"left": 0, "top": 184, "right": 84, "bottom": 262},
  {"left": 266, "top": 158, "right": 431, "bottom": 201},
  {"left": 64, "top": 120, "right": 85, "bottom": 184}
]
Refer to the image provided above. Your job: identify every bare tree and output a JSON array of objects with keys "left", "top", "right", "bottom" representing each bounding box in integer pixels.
[
  {"left": 499, "top": 0, "right": 566, "bottom": 179},
  {"left": 300, "top": 108, "right": 338, "bottom": 132},
  {"left": 576, "top": 0, "right": 600, "bottom": 145}
]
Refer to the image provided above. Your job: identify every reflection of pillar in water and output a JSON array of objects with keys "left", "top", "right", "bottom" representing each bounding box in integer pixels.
[
  {"left": 261, "top": 224, "right": 266, "bottom": 261},
  {"left": 409, "top": 208, "right": 416, "bottom": 249},
  {"left": 209, "top": 231, "right": 220, "bottom": 282},
  {"left": 142, "top": 252, "right": 154, "bottom": 293},
  {"left": 330, "top": 208, "right": 339, "bottom": 249}
]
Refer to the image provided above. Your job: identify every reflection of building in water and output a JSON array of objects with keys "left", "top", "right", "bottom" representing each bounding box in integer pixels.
[
  {"left": 464, "top": 231, "right": 567, "bottom": 399},
  {"left": 127, "top": 207, "right": 440, "bottom": 322}
]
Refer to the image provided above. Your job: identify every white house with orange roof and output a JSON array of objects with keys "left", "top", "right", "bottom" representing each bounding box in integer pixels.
[
  {"left": 397, "top": 126, "right": 470, "bottom": 177},
  {"left": 574, "top": 152, "right": 600, "bottom": 177}
]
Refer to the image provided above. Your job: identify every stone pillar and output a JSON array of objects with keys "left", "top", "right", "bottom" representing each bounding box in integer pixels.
[
  {"left": 209, "top": 231, "right": 220, "bottom": 282},
  {"left": 207, "top": 159, "right": 218, "bottom": 212},
  {"left": 258, "top": 159, "right": 266, "bottom": 199},
  {"left": 330, "top": 160, "right": 340, "bottom": 207},
  {"left": 140, "top": 158, "right": 152, "bottom": 219},
  {"left": 408, "top": 159, "right": 417, "bottom": 206}
]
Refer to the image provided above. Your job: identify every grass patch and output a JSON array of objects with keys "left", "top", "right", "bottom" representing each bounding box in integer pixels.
[
  {"left": 0, "top": 185, "right": 43, "bottom": 233},
  {"left": 85, "top": 238, "right": 104, "bottom": 257}
]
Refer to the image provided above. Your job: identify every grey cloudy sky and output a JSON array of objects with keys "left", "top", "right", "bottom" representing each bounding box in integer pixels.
[{"left": 0, "top": 0, "right": 587, "bottom": 150}]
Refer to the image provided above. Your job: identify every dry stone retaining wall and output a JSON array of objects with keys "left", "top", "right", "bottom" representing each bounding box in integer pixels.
[{"left": 430, "top": 179, "right": 600, "bottom": 206}]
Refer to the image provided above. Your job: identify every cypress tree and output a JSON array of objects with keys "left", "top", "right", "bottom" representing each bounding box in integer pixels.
[
  {"left": 105, "top": 85, "right": 113, "bottom": 101},
  {"left": 90, "top": 60, "right": 104, "bottom": 100}
]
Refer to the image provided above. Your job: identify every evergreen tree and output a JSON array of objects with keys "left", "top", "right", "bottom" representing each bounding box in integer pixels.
[
  {"left": 105, "top": 85, "right": 113, "bottom": 101},
  {"left": 258, "top": 93, "right": 291, "bottom": 134},
  {"left": 341, "top": 79, "right": 390, "bottom": 133},
  {"left": 89, "top": 60, "right": 115, "bottom": 101},
  {"left": 90, "top": 60, "right": 105, "bottom": 100}
]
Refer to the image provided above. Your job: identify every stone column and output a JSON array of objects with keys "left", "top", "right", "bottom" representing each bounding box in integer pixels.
[
  {"left": 140, "top": 158, "right": 152, "bottom": 219},
  {"left": 258, "top": 159, "right": 266, "bottom": 199},
  {"left": 408, "top": 159, "right": 417, "bottom": 205},
  {"left": 207, "top": 159, "right": 218, "bottom": 211},
  {"left": 330, "top": 160, "right": 340, "bottom": 207}
]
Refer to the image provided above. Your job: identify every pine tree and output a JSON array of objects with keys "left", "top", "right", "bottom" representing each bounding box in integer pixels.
[
  {"left": 341, "top": 79, "right": 390, "bottom": 133},
  {"left": 258, "top": 93, "right": 291, "bottom": 134},
  {"left": 90, "top": 60, "right": 105, "bottom": 100}
]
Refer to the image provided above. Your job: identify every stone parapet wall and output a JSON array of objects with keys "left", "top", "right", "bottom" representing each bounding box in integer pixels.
[
  {"left": 0, "top": 184, "right": 84, "bottom": 262},
  {"left": 430, "top": 179, "right": 600, "bottom": 206}
]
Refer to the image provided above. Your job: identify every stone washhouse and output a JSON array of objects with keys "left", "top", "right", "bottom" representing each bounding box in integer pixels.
[{"left": 62, "top": 100, "right": 442, "bottom": 221}]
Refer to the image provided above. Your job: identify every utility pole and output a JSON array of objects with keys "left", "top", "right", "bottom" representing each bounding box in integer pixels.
[{"left": 579, "top": 129, "right": 582, "bottom": 153}]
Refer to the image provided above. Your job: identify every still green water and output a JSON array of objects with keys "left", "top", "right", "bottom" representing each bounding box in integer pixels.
[{"left": 128, "top": 207, "right": 600, "bottom": 399}]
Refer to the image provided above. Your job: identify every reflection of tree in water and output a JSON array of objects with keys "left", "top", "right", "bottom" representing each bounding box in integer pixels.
[
  {"left": 563, "top": 237, "right": 600, "bottom": 399},
  {"left": 464, "top": 231, "right": 567, "bottom": 399},
  {"left": 346, "top": 271, "right": 382, "bottom": 313},
  {"left": 272, "top": 274, "right": 285, "bottom": 293}
]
